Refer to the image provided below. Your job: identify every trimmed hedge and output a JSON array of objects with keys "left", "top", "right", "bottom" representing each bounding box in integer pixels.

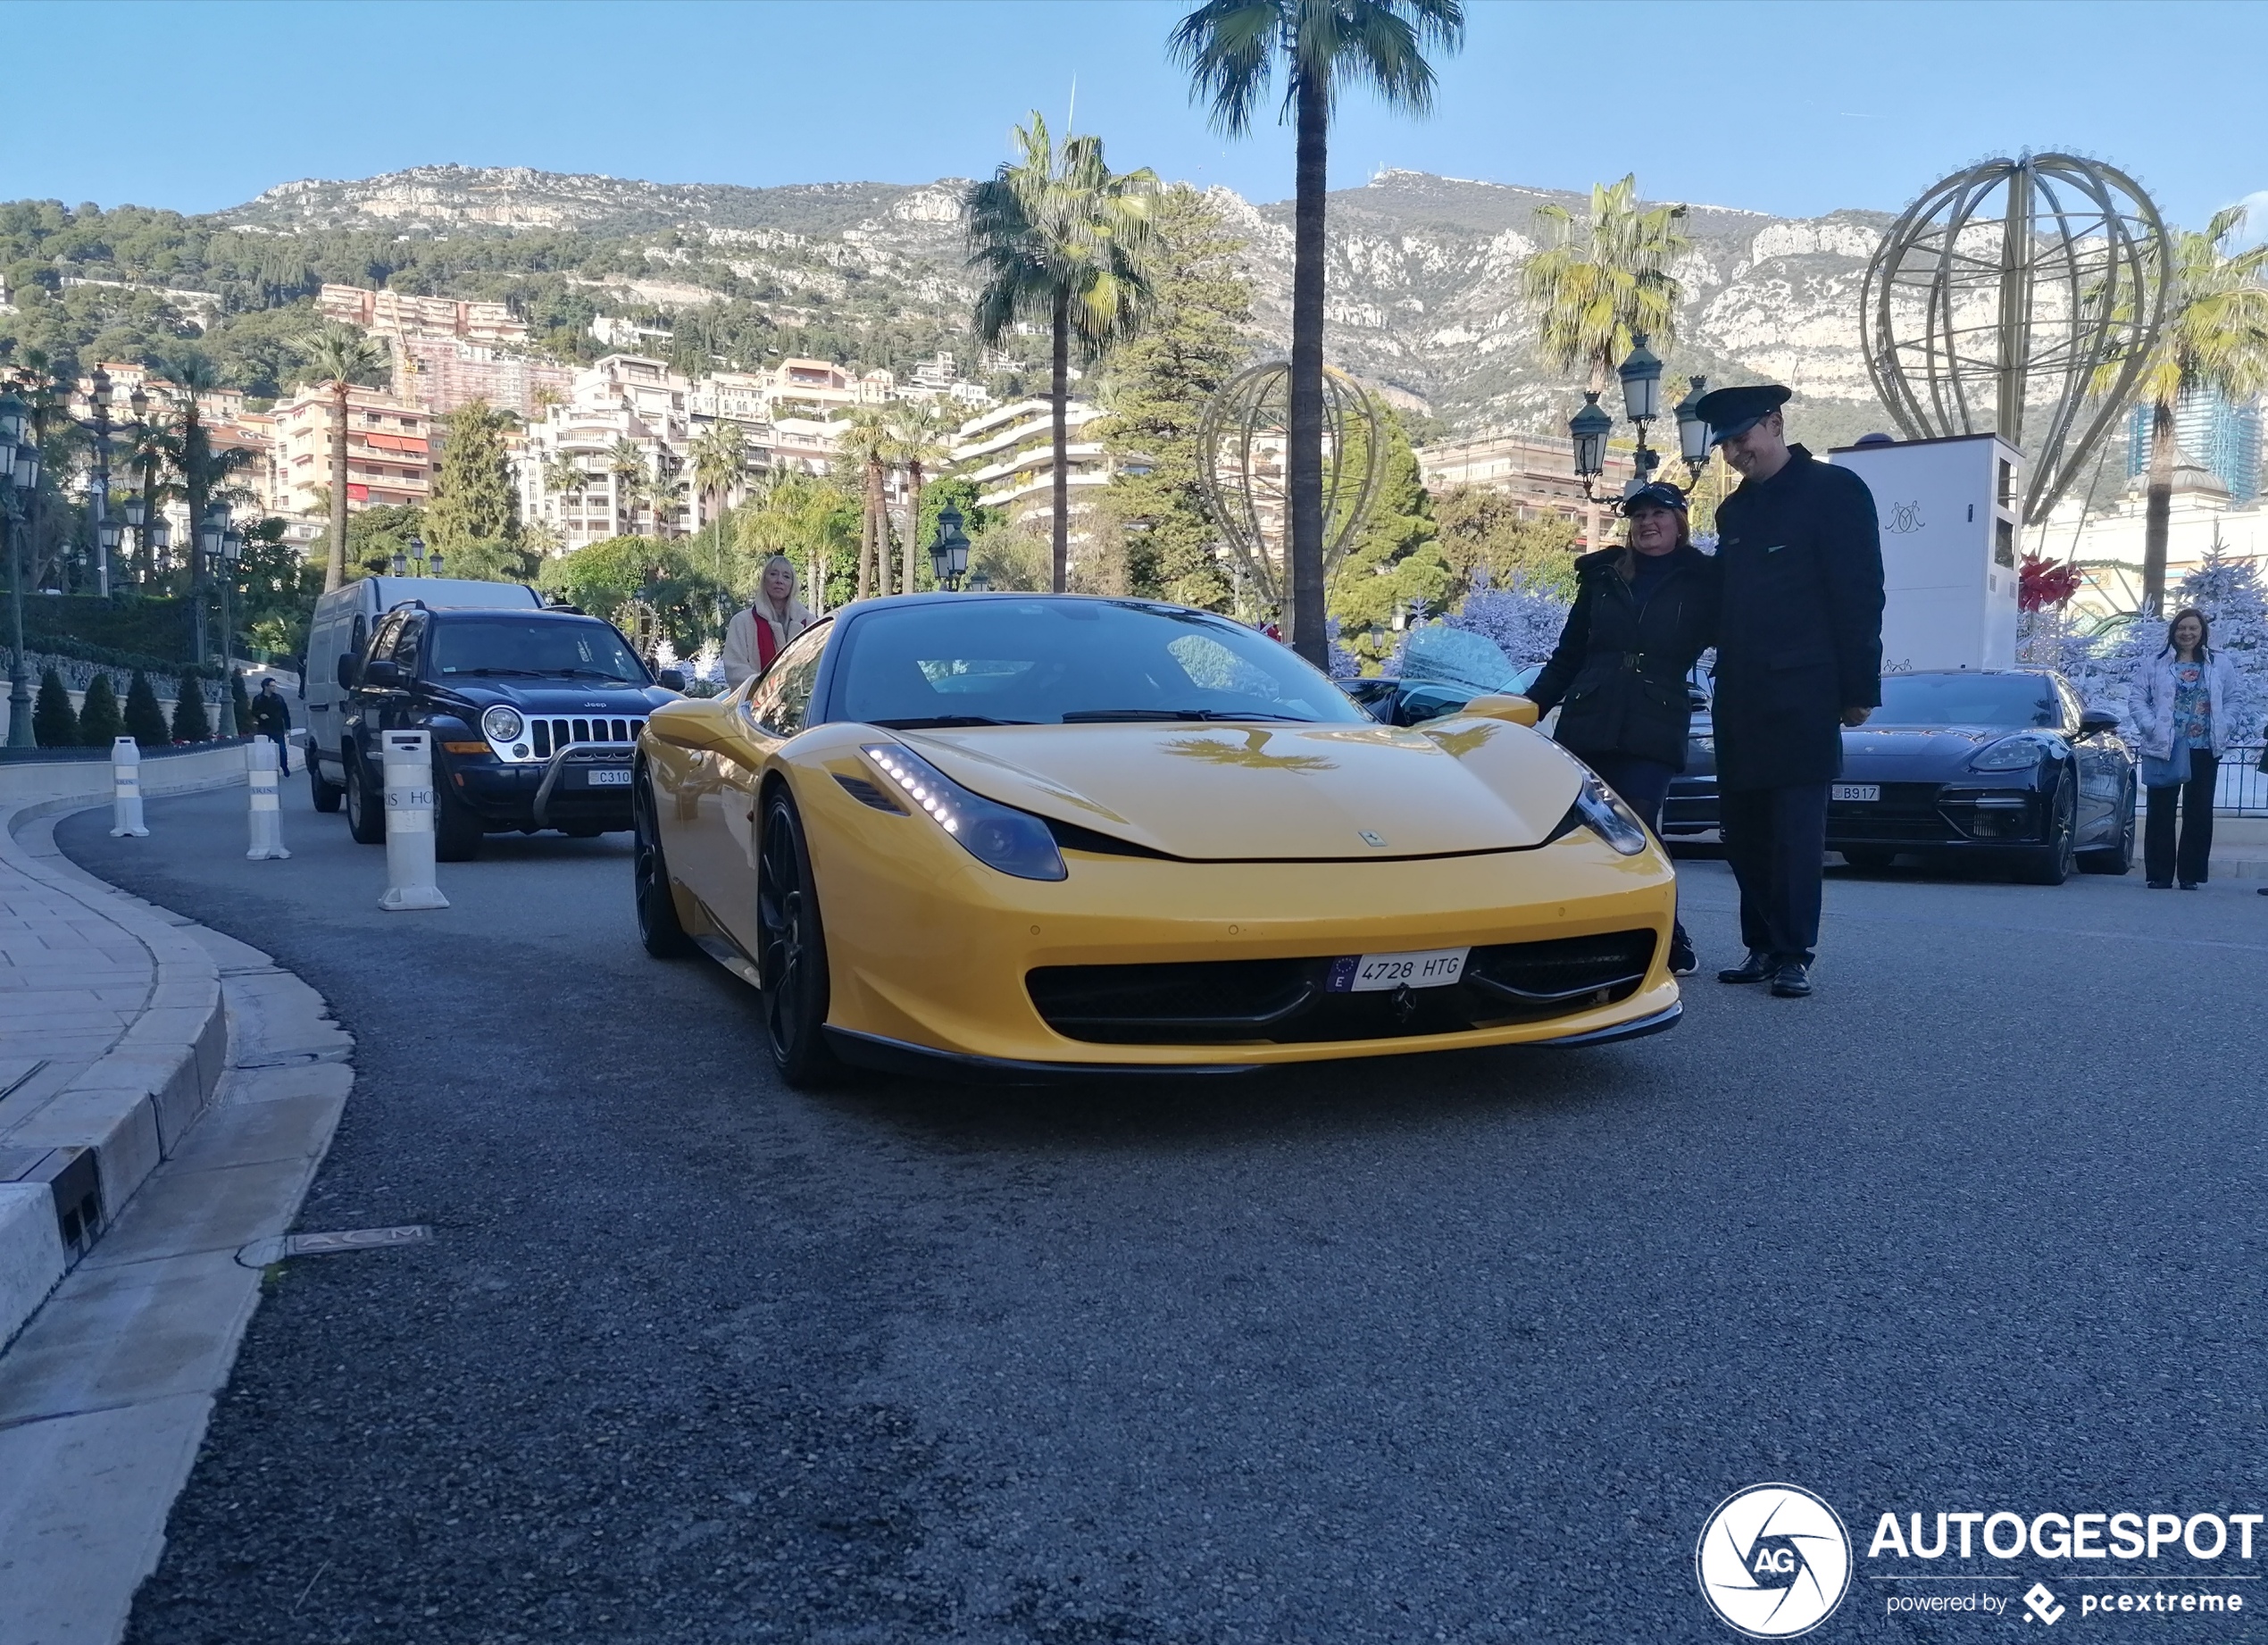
[{"left": 78, "top": 672, "right": 125, "bottom": 746}]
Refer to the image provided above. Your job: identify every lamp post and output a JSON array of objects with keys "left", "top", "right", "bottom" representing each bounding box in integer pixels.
[
  {"left": 3, "top": 392, "right": 34, "bottom": 747},
  {"left": 85, "top": 367, "right": 115, "bottom": 597},
  {"left": 1614, "top": 332, "right": 1664, "bottom": 493},
  {"left": 198, "top": 501, "right": 229, "bottom": 684},
  {"left": 126, "top": 383, "right": 153, "bottom": 589},
  {"left": 216, "top": 525, "right": 244, "bottom": 736},
  {"left": 1672, "top": 375, "right": 1712, "bottom": 485},
  {"left": 1568, "top": 336, "right": 1686, "bottom": 514},
  {"left": 926, "top": 503, "right": 971, "bottom": 592}
]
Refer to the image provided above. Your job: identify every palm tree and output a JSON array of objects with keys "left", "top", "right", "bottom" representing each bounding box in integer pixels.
[
  {"left": 889, "top": 399, "right": 958, "bottom": 594},
  {"left": 1520, "top": 172, "right": 1688, "bottom": 547},
  {"left": 606, "top": 438, "right": 647, "bottom": 538},
  {"left": 1172, "top": 0, "right": 1463, "bottom": 662},
  {"left": 966, "top": 112, "right": 1162, "bottom": 594},
  {"left": 647, "top": 463, "right": 687, "bottom": 541},
  {"left": 2122, "top": 206, "right": 2268, "bottom": 614},
  {"left": 1523, "top": 174, "right": 1690, "bottom": 396},
  {"left": 294, "top": 324, "right": 388, "bottom": 593},
  {"left": 690, "top": 422, "right": 746, "bottom": 584},
  {"left": 542, "top": 453, "right": 588, "bottom": 544},
  {"left": 838, "top": 406, "right": 896, "bottom": 600}
]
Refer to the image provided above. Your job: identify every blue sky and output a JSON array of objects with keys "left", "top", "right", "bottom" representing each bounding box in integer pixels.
[{"left": 9, "top": 1, "right": 2262, "bottom": 233}]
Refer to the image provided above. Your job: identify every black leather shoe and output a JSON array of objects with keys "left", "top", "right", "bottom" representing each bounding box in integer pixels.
[
  {"left": 1717, "top": 949, "right": 1774, "bottom": 984},
  {"left": 2147, "top": 880, "right": 2172, "bottom": 889},
  {"left": 1771, "top": 961, "right": 1813, "bottom": 998},
  {"left": 2179, "top": 881, "right": 2199, "bottom": 890},
  {"left": 1668, "top": 927, "right": 1697, "bottom": 977}
]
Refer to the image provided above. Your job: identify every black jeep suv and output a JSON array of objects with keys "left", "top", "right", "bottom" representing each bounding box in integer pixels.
[{"left": 338, "top": 603, "right": 683, "bottom": 860}]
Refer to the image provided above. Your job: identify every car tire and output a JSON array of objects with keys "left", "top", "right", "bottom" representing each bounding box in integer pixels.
[
  {"left": 309, "top": 760, "right": 344, "bottom": 814},
  {"left": 633, "top": 767, "right": 696, "bottom": 959},
  {"left": 343, "top": 743, "right": 386, "bottom": 846},
  {"left": 1840, "top": 848, "right": 1897, "bottom": 872},
  {"left": 434, "top": 770, "right": 485, "bottom": 863},
  {"left": 2015, "top": 766, "right": 2077, "bottom": 886},
  {"left": 757, "top": 784, "right": 839, "bottom": 1089},
  {"left": 2077, "top": 773, "right": 2137, "bottom": 875}
]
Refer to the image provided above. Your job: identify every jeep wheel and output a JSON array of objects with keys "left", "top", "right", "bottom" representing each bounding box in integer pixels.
[
  {"left": 434, "top": 771, "right": 485, "bottom": 863},
  {"left": 343, "top": 745, "right": 386, "bottom": 846},
  {"left": 310, "top": 760, "right": 344, "bottom": 814}
]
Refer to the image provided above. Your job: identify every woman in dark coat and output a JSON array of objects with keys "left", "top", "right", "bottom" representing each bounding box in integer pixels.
[{"left": 1523, "top": 482, "right": 1721, "bottom": 975}]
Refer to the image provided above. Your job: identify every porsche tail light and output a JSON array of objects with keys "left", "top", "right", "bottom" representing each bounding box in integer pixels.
[{"left": 861, "top": 743, "right": 1067, "bottom": 881}]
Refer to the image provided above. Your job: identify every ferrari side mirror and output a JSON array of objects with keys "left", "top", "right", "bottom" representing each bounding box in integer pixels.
[{"left": 1459, "top": 694, "right": 1541, "bottom": 728}]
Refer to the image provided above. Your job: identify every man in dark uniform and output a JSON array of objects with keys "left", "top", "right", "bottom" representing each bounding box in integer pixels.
[{"left": 1696, "top": 385, "right": 1884, "bottom": 998}]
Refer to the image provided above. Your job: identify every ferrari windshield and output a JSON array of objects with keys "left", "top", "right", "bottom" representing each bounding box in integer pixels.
[
  {"left": 430, "top": 617, "right": 648, "bottom": 683},
  {"left": 1872, "top": 672, "right": 2061, "bottom": 729},
  {"left": 832, "top": 599, "right": 1367, "bottom": 727}
]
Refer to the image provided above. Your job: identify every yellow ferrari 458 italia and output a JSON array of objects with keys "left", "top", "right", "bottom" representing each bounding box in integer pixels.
[{"left": 633, "top": 593, "right": 1680, "bottom": 1085}]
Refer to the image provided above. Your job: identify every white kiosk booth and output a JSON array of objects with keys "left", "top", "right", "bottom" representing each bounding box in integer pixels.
[{"left": 1830, "top": 433, "right": 2023, "bottom": 673}]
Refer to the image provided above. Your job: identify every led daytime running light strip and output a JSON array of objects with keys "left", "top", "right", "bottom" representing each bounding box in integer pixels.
[{"left": 866, "top": 747, "right": 960, "bottom": 834}]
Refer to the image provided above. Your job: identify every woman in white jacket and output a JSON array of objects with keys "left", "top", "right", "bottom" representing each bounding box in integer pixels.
[
  {"left": 721, "top": 556, "right": 815, "bottom": 689},
  {"left": 2131, "top": 607, "right": 2239, "bottom": 889}
]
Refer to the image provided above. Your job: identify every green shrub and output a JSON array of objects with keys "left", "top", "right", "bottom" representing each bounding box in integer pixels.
[
  {"left": 32, "top": 669, "right": 79, "bottom": 747},
  {"left": 78, "top": 672, "right": 125, "bottom": 746},
  {"left": 170, "top": 667, "right": 211, "bottom": 743},
  {"left": 229, "top": 667, "right": 250, "bottom": 732},
  {"left": 125, "top": 669, "right": 170, "bottom": 748}
]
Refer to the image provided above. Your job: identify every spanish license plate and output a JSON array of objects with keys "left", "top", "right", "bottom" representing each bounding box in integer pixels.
[
  {"left": 1830, "top": 783, "right": 1880, "bottom": 802},
  {"left": 585, "top": 768, "right": 632, "bottom": 787},
  {"left": 1327, "top": 947, "right": 1470, "bottom": 993}
]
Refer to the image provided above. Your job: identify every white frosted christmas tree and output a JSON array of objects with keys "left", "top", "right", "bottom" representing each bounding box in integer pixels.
[{"left": 2173, "top": 545, "right": 2268, "bottom": 742}]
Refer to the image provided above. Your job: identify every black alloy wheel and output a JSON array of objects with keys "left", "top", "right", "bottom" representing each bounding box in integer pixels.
[
  {"left": 632, "top": 765, "right": 696, "bottom": 959},
  {"left": 2078, "top": 772, "right": 2138, "bottom": 876},
  {"left": 309, "top": 760, "right": 343, "bottom": 814},
  {"left": 2016, "top": 765, "right": 2078, "bottom": 885},
  {"left": 343, "top": 745, "right": 386, "bottom": 846},
  {"left": 756, "top": 786, "right": 838, "bottom": 1089}
]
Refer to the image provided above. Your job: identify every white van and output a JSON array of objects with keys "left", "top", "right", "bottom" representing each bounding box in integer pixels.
[{"left": 302, "top": 576, "right": 542, "bottom": 809}]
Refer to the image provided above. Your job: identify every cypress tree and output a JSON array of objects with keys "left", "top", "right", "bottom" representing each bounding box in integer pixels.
[
  {"left": 33, "top": 669, "right": 79, "bottom": 747},
  {"left": 78, "top": 672, "right": 125, "bottom": 747},
  {"left": 170, "top": 666, "right": 211, "bottom": 744},
  {"left": 427, "top": 398, "right": 529, "bottom": 580},
  {"left": 229, "top": 667, "right": 251, "bottom": 733},
  {"left": 124, "top": 670, "right": 169, "bottom": 748}
]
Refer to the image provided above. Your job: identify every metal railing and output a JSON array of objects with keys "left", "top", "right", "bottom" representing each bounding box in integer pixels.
[{"left": 2216, "top": 746, "right": 2268, "bottom": 816}]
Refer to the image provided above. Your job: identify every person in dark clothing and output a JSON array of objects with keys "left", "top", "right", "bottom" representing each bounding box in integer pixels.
[
  {"left": 249, "top": 676, "right": 293, "bottom": 772},
  {"left": 1697, "top": 384, "right": 1885, "bottom": 998},
  {"left": 1525, "top": 481, "right": 1721, "bottom": 976}
]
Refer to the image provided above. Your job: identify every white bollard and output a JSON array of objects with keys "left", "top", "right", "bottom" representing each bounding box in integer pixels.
[
  {"left": 378, "top": 730, "right": 449, "bottom": 912},
  {"left": 245, "top": 738, "right": 291, "bottom": 861},
  {"left": 109, "top": 738, "right": 149, "bottom": 838}
]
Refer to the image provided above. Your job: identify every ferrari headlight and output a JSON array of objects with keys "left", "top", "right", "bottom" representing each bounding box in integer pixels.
[
  {"left": 481, "top": 705, "right": 524, "bottom": 744},
  {"left": 1572, "top": 771, "right": 1652, "bottom": 855},
  {"left": 1969, "top": 735, "right": 2052, "bottom": 772},
  {"left": 861, "top": 743, "right": 1067, "bottom": 881}
]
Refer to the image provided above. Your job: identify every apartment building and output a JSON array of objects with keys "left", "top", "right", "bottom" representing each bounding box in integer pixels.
[
  {"left": 393, "top": 333, "right": 574, "bottom": 420},
  {"left": 952, "top": 398, "right": 1116, "bottom": 561},
  {"left": 1414, "top": 430, "right": 1634, "bottom": 539},
  {"left": 516, "top": 355, "right": 696, "bottom": 551},
  {"left": 319, "top": 283, "right": 528, "bottom": 347},
  {"left": 271, "top": 387, "right": 433, "bottom": 521}
]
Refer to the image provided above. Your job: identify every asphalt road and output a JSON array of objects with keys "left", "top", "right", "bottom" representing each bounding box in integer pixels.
[{"left": 58, "top": 778, "right": 2268, "bottom": 1644}]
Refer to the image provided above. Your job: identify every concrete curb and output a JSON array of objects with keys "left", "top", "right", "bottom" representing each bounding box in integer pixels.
[{"left": 0, "top": 746, "right": 254, "bottom": 1352}]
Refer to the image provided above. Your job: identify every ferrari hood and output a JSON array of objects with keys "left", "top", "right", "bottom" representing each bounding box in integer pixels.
[{"left": 897, "top": 720, "right": 1581, "bottom": 860}]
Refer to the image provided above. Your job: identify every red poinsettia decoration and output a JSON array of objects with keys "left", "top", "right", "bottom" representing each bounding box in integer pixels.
[{"left": 2018, "top": 554, "right": 2081, "bottom": 612}]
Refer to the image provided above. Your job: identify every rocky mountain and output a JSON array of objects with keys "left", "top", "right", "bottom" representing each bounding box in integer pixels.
[{"left": 221, "top": 163, "right": 1899, "bottom": 441}]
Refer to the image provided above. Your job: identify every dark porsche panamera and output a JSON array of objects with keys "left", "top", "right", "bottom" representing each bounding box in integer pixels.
[{"left": 1662, "top": 667, "right": 2137, "bottom": 885}]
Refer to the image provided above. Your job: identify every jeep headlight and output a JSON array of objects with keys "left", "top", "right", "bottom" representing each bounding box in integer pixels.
[
  {"left": 481, "top": 706, "right": 524, "bottom": 744},
  {"left": 1969, "top": 735, "right": 2052, "bottom": 772}
]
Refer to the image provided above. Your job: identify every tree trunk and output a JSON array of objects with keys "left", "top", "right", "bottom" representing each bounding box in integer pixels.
[
  {"left": 1052, "top": 286, "right": 1071, "bottom": 594},
  {"left": 904, "top": 461, "right": 923, "bottom": 594},
  {"left": 186, "top": 407, "right": 209, "bottom": 667},
  {"left": 863, "top": 455, "right": 886, "bottom": 600},
  {"left": 2141, "top": 397, "right": 2177, "bottom": 617},
  {"left": 1285, "top": 66, "right": 1330, "bottom": 665},
  {"left": 326, "top": 383, "right": 349, "bottom": 593}
]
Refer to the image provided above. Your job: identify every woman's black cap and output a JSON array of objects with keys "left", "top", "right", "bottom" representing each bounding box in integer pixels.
[
  {"left": 1693, "top": 383, "right": 1791, "bottom": 445},
  {"left": 1620, "top": 481, "right": 1689, "bottom": 515}
]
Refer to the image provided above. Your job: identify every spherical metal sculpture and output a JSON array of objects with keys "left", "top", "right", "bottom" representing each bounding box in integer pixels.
[
  {"left": 1197, "top": 361, "right": 1384, "bottom": 624},
  {"left": 1861, "top": 153, "right": 2171, "bottom": 523}
]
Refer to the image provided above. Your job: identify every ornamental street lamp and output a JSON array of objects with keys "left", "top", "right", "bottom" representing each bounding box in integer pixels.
[
  {"left": 85, "top": 367, "right": 116, "bottom": 597},
  {"left": 1568, "top": 337, "right": 1693, "bottom": 507},
  {"left": 1568, "top": 393, "right": 1612, "bottom": 493},
  {"left": 927, "top": 503, "right": 971, "bottom": 592},
  {"left": 965, "top": 569, "right": 991, "bottom": 594},
  {"left": 126, "top": 384, "right": 154, "bottom": 587},
  {"left": 1672, "top": 375, "right": 1713, "bottom": 481},
  {"left": 1615, "top": 332, "right": 1664, "bottom": 493},
  {"left": 216, "top": 527, "right": 245, "bottom": 736},
  {"left": 2, "top": 393, "right": 33, "bottom": 747}
]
